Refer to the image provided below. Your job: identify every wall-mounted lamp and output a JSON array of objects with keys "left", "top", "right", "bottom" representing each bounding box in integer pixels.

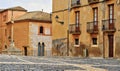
[{"left": 55, "top": 15, "right": 64, "bottom": 24}]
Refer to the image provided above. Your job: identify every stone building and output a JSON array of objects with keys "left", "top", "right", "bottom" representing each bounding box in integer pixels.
[
  {"left": 0, "top": 6, "right": 52, "bottom": 56},
  {"left": 52, "top": 0, "right": 120, "bottom": 58}
]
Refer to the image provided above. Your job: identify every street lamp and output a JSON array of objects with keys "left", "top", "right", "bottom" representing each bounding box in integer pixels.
[
  {"left": 54, "top": 0, "right": 70, "bottom": 56},
  {"left": 55, "top": 15, "right": 64, "bottom": 24}
]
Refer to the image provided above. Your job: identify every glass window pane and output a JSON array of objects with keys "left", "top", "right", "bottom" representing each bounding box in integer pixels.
[
  {"left": 75, "top": 38, "right": 79, "bottom": 45},
  {"left": 92, "top": 38, "right": 97, "bottom": 45}
]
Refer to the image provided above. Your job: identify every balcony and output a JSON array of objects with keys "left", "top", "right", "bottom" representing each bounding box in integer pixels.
[
  {"left": 87, "top": 21, "right": 99, "bottom": 34},
  {"left": 71, "top": 0, "right": 80, "bottom": 8},
  {"left": 69, "top": 24, "right": 81, "bottom": 35},
  {"left": 102, "top": 19, "right": 116, "bottom": 32},
  {"left": 88, "top": 0, "right": 99, "bottom": 4},
  {"left": 102, "top": 0, "right": 110, "bottom": 2}
]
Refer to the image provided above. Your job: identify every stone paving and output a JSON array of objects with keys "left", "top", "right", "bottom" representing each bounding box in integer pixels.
[{"left": 0, "top": 55, "right": 120, "bottom": 71}]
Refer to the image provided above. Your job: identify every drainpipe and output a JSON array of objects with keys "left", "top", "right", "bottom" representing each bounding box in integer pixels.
[
  {"left": 67, "top": 0, "right": 70, "bottom": 56},
  {"left": 102, "top": 0, "right": 106, "bottom": 58}
]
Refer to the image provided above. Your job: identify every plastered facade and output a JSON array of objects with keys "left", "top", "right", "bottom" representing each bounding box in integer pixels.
[{"left": 52, "top": 0, "right": 120, "bottom": 58}]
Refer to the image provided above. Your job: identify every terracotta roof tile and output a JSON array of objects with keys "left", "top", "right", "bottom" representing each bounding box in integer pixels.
[
  {"left": 0, "top": 9, "right": 4, "bottom": 12},
  {"left": 15, "top": 11, "right": 51, "bottom": 22},
  {"left": 0, "top": 6, "right": 27, "bottom": 12},
  {"left": 7, "top": 6, "right": 27, "bottom": 11}
]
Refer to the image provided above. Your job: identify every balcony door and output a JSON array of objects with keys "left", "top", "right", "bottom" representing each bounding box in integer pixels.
[
  {"left": 75, "top": 11, "right": 80, "bottom": 32},
  {"left": 93, "top": 8, "right": 98, "bottom": 31},
  {"left": 109, "top": 4, "right": 114, "bottom": 30}
]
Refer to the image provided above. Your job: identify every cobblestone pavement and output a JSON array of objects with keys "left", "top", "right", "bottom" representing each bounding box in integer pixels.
[{"left": 0, "top": 55, "right": 120, "bottom": 71}]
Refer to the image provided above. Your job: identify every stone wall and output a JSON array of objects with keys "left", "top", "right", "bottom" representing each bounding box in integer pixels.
[
  {"left": 52, "top": 38, "right": 67, "bottom": 56},
  {"left": 29, "top": 22, "right": 52, "bottom": 56}
]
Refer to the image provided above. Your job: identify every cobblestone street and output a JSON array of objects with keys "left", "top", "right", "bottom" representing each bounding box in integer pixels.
[{"left": 0, "top": 55, "right": 120, "bottom": 71}]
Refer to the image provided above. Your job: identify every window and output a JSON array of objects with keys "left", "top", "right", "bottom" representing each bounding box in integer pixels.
[
  {"left": 93, "top": 8, "right": 98, "bottom": 25},
  {"left": 92, "top": 38, "right": 97, "bottom": 45},
  {"left": 75, "top": 11, "right": 80, "bottom": 27},
  {"left": 71, "top": 0, "right": 80, "bottom": 6},
  {"left": 40, "top": 26, "right": 43, "bottom": 34},
  {"left": 75, "top": 38, "right": 79, "bottom": 45},
  {"left": 109, "top": 4, "right": 114, "bottom": 24},
  {"left": 5, "top": 45, "right": 7, "bottom": 49},
  {"left": 3, "top": 15, "right": 7, "bottom": 21},
  {"left": 77, "top": 0, "right": 80, "bottom": 4}
]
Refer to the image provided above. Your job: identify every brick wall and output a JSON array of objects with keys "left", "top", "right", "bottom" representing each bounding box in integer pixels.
[{"left": 0, "top": 10, "right": 26, "bottom": 53}]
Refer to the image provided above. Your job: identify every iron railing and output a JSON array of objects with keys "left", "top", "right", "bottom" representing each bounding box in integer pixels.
[
  {"left": 102, "top": 19, "right": 116, "bottom": 31},
  {"left": 88, "top": 0, "right": 99, "bottom": 4},
  {"left": 69, "top": 24, "right": 81, "bottom": 34},
  {"left": 71, "top": 0, "right": 80, "bottom": 7},
  {"left": 87, "top": 21, "right": 98, "bottom": 33}
]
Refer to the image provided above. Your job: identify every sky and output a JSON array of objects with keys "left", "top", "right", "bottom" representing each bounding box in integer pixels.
[{"left": 0, "top": 0, "right": 52, "bottom": 13}]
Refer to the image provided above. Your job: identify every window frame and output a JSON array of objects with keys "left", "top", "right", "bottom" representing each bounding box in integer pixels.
[
  {"left": 74, "top": 38, "right": 80, "bottom": 46},
  {"left": 93, "top": 7, "right": 98, "bottom": 25},
  {"left": 92, "top": 38, "right": 97, "bottom": 45},
  {"left": 3, "top": 15, "right": 7, "bottom": 21},
  {"left": 75, "top": 11, "right": 80, "bottom": 27},
  {"left": 39, "top": 26, "right": 44, "bottom": 34},
  {"left": 108, "top": 4, "right": 114, "bottom": 24}
]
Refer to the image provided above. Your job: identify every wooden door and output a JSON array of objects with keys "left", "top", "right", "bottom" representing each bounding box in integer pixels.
[{"left": 108, "top": 35, "right": 114, "bottom": 57}]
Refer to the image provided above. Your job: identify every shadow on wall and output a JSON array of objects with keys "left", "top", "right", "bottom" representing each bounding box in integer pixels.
[
  {"left": 52, "top": 38, "right": 67, "bottom": 56},
  {"left": 115, "top": 37, "right": 120, "bottom": 58},
  {"left": 52, "top": 39, "right": 102, "bottom": 57},
  {"left": 69, "top": 42, "right": 89, "bottom": 57},
  {"left": 52, "top": 39, "right": 89, "bottom": 57}
]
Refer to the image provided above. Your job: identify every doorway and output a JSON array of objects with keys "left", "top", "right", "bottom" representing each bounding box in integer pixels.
[
  {"left": 24, "top": 47, "right": 27, "bottom": 56},
  {"left": 108, "top": 35, "right": 114, "bottom": 57}
]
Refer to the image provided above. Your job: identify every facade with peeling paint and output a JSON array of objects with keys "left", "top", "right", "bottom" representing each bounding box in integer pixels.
[{"left": 52, "top": 0, "right": 120, "bottom": 58}]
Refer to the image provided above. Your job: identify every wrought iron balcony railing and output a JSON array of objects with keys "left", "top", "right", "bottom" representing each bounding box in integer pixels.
[
  {"left": 71, "top": 0, "right": 80, "bottom": 8},
  {"left": 87, "top": 21, "right": 99, "bottom": 34},
  {"left": 69, "top": 24, "right": 81, "bottom": 35},
  {"left": 88, "top": 0, "right": 99, "bottom": 4},
  {"left": 102, "top": 19, "right": 116, "bottom": 32}
]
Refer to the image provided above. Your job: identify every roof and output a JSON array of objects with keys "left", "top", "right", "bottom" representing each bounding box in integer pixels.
[
  {"left": 0, "top": 9, "right": 4, "bottom": 12},
  {"left": 14, "top": 11, "right": 51, "bottom": 22},
  {"left": 0, "top": 6, "right": 27, "bottom": 13}
]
